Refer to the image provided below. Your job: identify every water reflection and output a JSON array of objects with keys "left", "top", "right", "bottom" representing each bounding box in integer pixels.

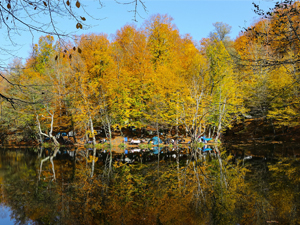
[
  {"left": 39, "top": 147, "right": 59, "bottom": 181},
  {"left": 0, "top": 205, "right": 19, "bottom": 225},
  {"left": 0, "top": 145, "right": 299, "bottom": 224}
]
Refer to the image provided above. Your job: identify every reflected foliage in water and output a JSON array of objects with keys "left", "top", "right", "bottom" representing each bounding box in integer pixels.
[{"left": 0, "top": 145, "right": 299, "bottom": 224}]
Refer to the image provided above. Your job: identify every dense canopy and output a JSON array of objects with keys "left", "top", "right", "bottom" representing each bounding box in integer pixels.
[{"left": 0, "top": 1, "right": 300, "bottom": 145}]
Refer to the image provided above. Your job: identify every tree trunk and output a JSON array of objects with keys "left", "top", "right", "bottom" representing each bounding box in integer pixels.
[
  {"left": 89, "top": 115, "right": 96, "bottom": 145},
  {"left": 39, "top": 147, "right": 59, "bottom": 181},
  {"left": 49, "top": 112, "right": 59, "bottom": 146},
  {"left": 215, "top": 98, "right": 226, "bottom": 142},
  {"left": 36, "top": 113, "right": 59, "bottom": 146},
  {"left": 91, "top": 147, "right": 96, "bottom": 177}
]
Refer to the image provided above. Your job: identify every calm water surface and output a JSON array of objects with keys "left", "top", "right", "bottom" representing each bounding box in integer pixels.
[{"left": 0, "top": 144, "right": 299, "bottom": 225}]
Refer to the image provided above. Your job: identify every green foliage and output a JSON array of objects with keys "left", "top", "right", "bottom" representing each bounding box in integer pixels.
[
  {"left": 190, "top": 142, "right": 204, "bottom": 148},
  {"left": 94, "top": 142, "right": 111, "bottom": 149},
  {"left": 1, "top": 146, "right": 300, "bottom": 224},
  {"left": 2, "top": 10, "right": 300, "bottom": 146},
  {"left": 118, "top": 143, "right": 127, "bottom": 148},
  {"left": 138, "top": 143, "right": 152, "bottom": 149},
  {"left": 42, "top": 142, "right": 57, "bottom": 148}
]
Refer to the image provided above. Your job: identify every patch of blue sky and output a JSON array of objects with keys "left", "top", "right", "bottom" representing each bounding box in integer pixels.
[{"left": 0, "top": 0, "right": 276, "bottom": 68}]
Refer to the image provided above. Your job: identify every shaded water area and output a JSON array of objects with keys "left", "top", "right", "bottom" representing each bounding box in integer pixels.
[{"left": 0, "top": 144, "right": 300, "bottom": 225}]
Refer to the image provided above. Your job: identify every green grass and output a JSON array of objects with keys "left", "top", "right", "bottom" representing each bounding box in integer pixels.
[
  {"left": 139, "top": 143, "right": 152, "bottom": 149},
  {"left": 42, "top": 142, "right": 58, "bottom": 148},
  {"left": 189, "top": 142, "right": 205, "bottom": 148},
  {"left": 118, "top": 143, "right": 127, "bottom": 148},
  {"left": 83, "top": 142, "right": 113, "bottom": 149},
  {"left": 84, "top": 143, "right": 94, "bottom": 148},
  {"left": 94, "top": 142, "right": 111, "bottom": 149},
  {"left": 103, "top": 142, "right": 111, "bottom": 148},
  {"left": 94, "top": 143, "right": 103, "bottom": 149}
]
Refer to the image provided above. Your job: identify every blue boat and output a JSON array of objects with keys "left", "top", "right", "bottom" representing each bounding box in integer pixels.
[
  {"left": 198, "top": 136, "right": 213, "bottom": 143},
  {"left": 202, "top": 147, "right": 212, "bottom": 152}
]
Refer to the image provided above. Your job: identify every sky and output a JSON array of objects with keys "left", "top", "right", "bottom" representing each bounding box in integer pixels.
[
  {"left": 0, "top": 205, "right": 18, "bottom": 225},
  {"left": 0, "top": 0, "right": 276, "bottom": 68}
]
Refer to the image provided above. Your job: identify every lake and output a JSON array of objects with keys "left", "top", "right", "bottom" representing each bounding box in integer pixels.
[{"left": 0, "top": 144, "right": 299, "bottom": 224}]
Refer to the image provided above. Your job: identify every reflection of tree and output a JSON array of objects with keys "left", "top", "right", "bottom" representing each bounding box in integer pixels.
[
  {"left": 0, "top": 148, "right": 79, "bottom": 224},
  {"left": 39, "top": 147, "right": 59, "bottom": 181},
  {"left": 90, "top": 147, "right": 97, "bottom": 177},
  {"left": 1, "top": 151, "right": 59, "bottom": 224},
  {"left": 263, "top": 157, "right": 300, "bottom": 224},
  {"left": 0, "top": 205, "right": 8, "bottom": 219},
  {"left": 1, "top": 147, "right": 300, "bottom": 224}
]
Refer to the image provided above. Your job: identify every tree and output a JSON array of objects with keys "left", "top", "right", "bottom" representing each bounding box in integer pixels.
[
  {"left": 144, "top": 14, "right": 184, "bottom": 135},
  {"left": 235, "top": 1, "right": 300, "bottom": 126},
  {"left": 0, "top": 0, "right": 147, "bottom": 103},
  {"left": 179, "top": 36, "right": 210, "bottom": 141},
  {"left": 70, "top": 34, "right": 117, "bottom": 144},
  {"left": 111, "top": 24, "right": 151, "bottom": 128},
  {"left": 206, "top": 40, "right": 244, "bottom": 140},
  {"left": 209, "top": 22, "right": 232, "bottom": 42}
]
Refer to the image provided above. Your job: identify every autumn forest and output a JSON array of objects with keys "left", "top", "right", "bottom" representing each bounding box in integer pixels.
[
  {"left": 0, "top": 1, "right": 299, "bottom": 146},
  {"left": 1, "top": 1, "right": 300, "bottom": 225}
]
